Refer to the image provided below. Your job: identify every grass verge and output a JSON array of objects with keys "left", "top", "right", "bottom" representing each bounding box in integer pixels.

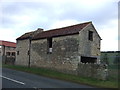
[{"left": 3, "top": 64, "right": 118, "bottom": 88}]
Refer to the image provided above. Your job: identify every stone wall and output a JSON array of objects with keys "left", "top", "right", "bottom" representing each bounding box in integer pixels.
[
  {"left": 15, "top": 39, "right": 30, "bottom": 66},
  {"left": 4, "top": 56, "right": 15, "bottom": 65},
  {"left": 77, "top": 63, "right": 108, "bottom": 80},
  {"left": 30, "top": 24, "right": 101, "bottom": 74},
  {"left": 79, "top": 24, "right": 101, "bottom": 62},
  {"left": 31, "top": 35, "right": 80, "bottom": 73}
]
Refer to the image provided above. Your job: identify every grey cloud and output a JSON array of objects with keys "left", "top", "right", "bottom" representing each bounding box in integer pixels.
[
  {"left": 1, "top": 1, "right": 58, "bottom": 28},
  {"left": 1, "top": 1, "right": 118, "bottom": 31},
  {"left": 56, "top": 2, "right": 117, "bottom": 25}
]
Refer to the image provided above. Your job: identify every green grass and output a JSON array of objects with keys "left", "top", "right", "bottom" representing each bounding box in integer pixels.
[{"left": 2, "top": 64, "right": 119, "bottom": 88}]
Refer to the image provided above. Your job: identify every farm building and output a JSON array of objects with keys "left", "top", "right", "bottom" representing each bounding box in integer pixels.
[
  {"left": 16, "top": 21, "right": 102, "bottom": 73},
  {"left": 0, "top": 40, "right": 16, "bottom": 64}
]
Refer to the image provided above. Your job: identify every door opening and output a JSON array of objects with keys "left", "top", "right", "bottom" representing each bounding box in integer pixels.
[{"left": 81, "top": 56, "right": 97, "bottom": 63}]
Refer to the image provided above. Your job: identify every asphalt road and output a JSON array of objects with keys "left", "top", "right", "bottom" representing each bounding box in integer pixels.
[{"left": 2, "top": 68, "right": 94, "bottom": 88}]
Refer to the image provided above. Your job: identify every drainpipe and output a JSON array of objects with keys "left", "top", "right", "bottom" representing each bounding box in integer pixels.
[{"left": 28, "top": 37, "right": 31, "bottom": 68}]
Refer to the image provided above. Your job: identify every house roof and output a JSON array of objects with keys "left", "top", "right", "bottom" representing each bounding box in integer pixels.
[
  {"left": 16, "top": 31, "right": 34, "bottom": 40},
  {"left": 33, "top": 21, "right": 91, "bottom": 40},
  {"left": 17, "top": 21, "right": 95, "bottom": 40},
  {"left": 16, "top": 28, "right": 44, "bottom": 40},
  {"left": 0, "top": 40, "right": 16, "bottom": 47}
]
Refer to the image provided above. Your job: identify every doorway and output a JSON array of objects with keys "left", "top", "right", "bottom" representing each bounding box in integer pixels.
[{"left": 81, "top": 56, "right": 97, "bottom": 63}]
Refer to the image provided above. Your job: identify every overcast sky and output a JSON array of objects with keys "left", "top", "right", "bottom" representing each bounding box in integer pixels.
[{"left": 0, "top": 0, "right": 119, "bottom": 51}]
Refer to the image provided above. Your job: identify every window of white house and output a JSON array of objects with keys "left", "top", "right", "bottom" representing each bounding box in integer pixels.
[
  {"left": 47, "top": 37, "right": 52, "bottom": 54},
  {"left": 6, "top": 52, "right": 10, "bottom": 56},
  {"left": 88, "top": 31, "right": 93, "bottom": 41},
  {"left": 12, "top": 52, "right": 15, "bottom": 56}
]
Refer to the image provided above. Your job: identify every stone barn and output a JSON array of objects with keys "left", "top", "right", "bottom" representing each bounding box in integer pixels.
[{"left": 16, "top": 21, "right": 101, "bottom": 74}]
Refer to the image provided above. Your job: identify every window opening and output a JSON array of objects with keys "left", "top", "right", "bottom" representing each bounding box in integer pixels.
[
  {"left": 81, "top": 56, "right": 97, "bottom": 63},
  {"left": 17, "top": 51, "right": 19, "bottom": 55},
  {"left": 6, "top": 52, "right": 10, "bottom": 56},
  {"left": 12, "top": 52, "right": 15, "bottom": 56},
  {"left": 47, "top": 38, "right": 52, "bottom": 53},
  {"left": 88, "top": 31, "right": 93, "bottom": 41}
]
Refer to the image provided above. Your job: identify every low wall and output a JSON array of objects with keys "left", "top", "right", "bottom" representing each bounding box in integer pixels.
[
  {"left": 77, "top": 63, "right": 108, "bottom": 80},
  {"left": 2, "top": 56, "right": 15, "bottom": 65},
  {"left": 1, "top": 56, "right": 6, "bottom": 64}
]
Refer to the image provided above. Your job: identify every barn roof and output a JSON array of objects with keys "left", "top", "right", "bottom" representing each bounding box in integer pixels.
[
  {"left": 16, "top": 31, "right": 34, "bottom": 40},
  {"left": 17, "top": 21, "right": 92, "bottom": 40},
  {"left": 0, "top": 40, "right": 16, "bottom": 47},
  {"left": 33, "top": 22, "right": 91, "bottom": 40}
]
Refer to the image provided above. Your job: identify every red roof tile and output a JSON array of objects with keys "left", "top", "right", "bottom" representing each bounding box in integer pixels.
[
  {"left": 16, "top": 31, "right": 34, "bottom": 40},
  {"left": 17, "top": 21, "right": 91, "bottom": 40},
  {"left": 16, "top": 28, "right": 44, "bottom": 40},
  {"left": 33, "top": 22, "right": 91, "bottom": 40},
  {"left": 0, "top": 40, "right": 16, "bottom": 47}
]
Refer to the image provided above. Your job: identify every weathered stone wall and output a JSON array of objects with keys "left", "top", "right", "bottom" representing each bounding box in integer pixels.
[
  {"left": 4, "top": 57, "right": 15, "bottom": 65},
  {"left": 31, "top": 35, "right": 80, "bottom": 73},
  {"left": 77, "top": 63, "right": 108, "bottom": 80},
  {"left": 79, "top": 24, "right": 101, "bottom": 62},
  {"left": 15, "top": 39, "right": 30, "bottom": 66},
  {"left": 30, "top": 24, "right": 101, "bottom": 74}
]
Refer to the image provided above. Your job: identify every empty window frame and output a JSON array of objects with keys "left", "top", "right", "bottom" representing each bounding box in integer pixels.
[
  {"left": 6, "top": 52, "right": 10, "bottom": 56},
  {"left": 28, "top": 50, "right": 30, "bottom": 55},
  {"left": 11, "top": 52, "right": 15, "bottom": 56},
  {"left": 17, "top": 51, "right": 19, "bottom": 55},
  {"left": 47, "top": 37, "right": 52, "bottom": 53},
  {"left": 88, "top": 31, "right": 93, "bottom": 41}
]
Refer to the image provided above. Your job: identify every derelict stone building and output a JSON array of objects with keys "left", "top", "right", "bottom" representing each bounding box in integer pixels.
[{"left": 16, "top": 22, "right": 101, "bottom": 73}]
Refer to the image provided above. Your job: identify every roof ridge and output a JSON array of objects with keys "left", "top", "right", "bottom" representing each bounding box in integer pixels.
[
  {"left": 45, "top": 21, "right": 92, "bottom": 32},
  {"left": 17, "top": 21, "right": 92, "bottom": 40}
]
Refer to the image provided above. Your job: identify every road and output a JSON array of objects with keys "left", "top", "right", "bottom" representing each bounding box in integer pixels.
[{"left": 2, "top": 68, "right": 94, "bottom": 88}]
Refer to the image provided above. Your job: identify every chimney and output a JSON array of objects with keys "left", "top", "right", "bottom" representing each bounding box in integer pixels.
[
  {"left": 32, "top": 28, "right": 44, "bottom": 37},
  {"left": 36, "top": 28, "right": 44, "bottom": 33}
]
